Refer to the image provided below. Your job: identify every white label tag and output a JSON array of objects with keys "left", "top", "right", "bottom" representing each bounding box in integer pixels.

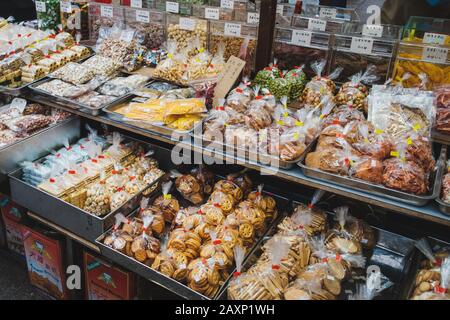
[
  {"left": 362, "top": 24, "right": 383, "bottom": 38},
  {"left": 131, "top": 0, "right": 143, "bottom": 8},
  {"left": 179, "top": 17, "right": 196, "bottom": 31},
  {"left": 136, "top": 10, "right": 150, "bottom": 23},
  {"left": 276, "top": 4, "right": 284, "bottom": 15},
  {"left": 224, "top": 22, "right": 241, "bottom": 37},
  {"left": 247, "top": 12, "right": 260, "bottom": 24},
  {"left": 166, "top": 1, "right": 179, "bottom": 13},
  {"left": 423, "top": 32, "right": 447, "bottom": 45},
  {"left": 120, "top": 30, "right": 135, "bottom": 43},
  {"left": 291, "top": 30, "right": 312, "bottom": 46},
  {"left": 308, "top": 18, "right": 327, "bottom": 31},
  {"left": 422, "top": 46, "right": 448, "bottom": 64},
  {"left": 11, "top": 98, "right": 27, "bottom": 113},
  {"left": 205, "top": 7, "right": 220, "bottom": 20},
  {"left": 319, "top": 7, "right": 337, "bottom": 19},
  {"left": 350, "top": 37, "right": 374, "bottom": 54},
  {"left": 221, "top": 0, "right": 234, "bottom": 10},
  {"left": 101, "top": 5, "right": 114, "bottom": 18},
  {"left": 60, "top": 1, "right": 72, "bottom": 13},
  {"left": 36, "top": 1, "right": 46, "bottom": 12}
]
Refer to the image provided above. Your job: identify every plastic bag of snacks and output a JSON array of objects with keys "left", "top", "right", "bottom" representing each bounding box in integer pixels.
[
  {"left": 253, "top": 59, "right": 282, "bottom": 89},
  {"left": 153, "top": 181, "right": 180, "bottom": 223},
  {"left": 226, "top": 77, "right": 254, "bottom": 113},
  {"left": 172, "top": 167, "right": 214, "bottom": 205},
  {"left": 83, "top": 171, "right": 111, "bottom": 216},
  {"left": 152, "top": 40, "right": 187, "bottom": 85}
]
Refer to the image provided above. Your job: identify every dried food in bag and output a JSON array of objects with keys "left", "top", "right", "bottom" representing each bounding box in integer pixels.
[
  {"left": 153, "top": 181, "right": 180, "bottom": 223},
  {"left": 253, "top": 60, "right": 282, "bottom": 89},
  {"left": 84, "top": 172, "right": 111, "bottom": 216},
  {"left": 226, "top": 77, "right": 254, "bottom": 113},
  {"left": 382, "top": 156, "right": 428, "bottom": 195}
]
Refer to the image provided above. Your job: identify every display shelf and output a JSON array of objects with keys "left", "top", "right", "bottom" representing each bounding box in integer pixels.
[{"left": 23, "top": 93, "right": 450, "bottom": 228}]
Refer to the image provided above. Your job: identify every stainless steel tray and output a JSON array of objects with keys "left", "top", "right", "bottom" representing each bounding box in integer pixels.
[
  {"left": 190, "top": 117, "right": 309, "bottom": 170},
  {"left": 102, "top": 94, "right": 197, "bottom": 139},
  {"left": 434, "top": 145, "right": 450, "bottom": 216},
  {"left": 0, "top": 117, "right": 80, "bottom": 183},
  {"left": 298, "top": 140, "right": 445, "bottom": 206},
  {"left": 8, "top": 136, "right": 171, "bottom": 242},
  {"left": 96, "top": 180, "right": 290, "bottom": 300},
  {"left": 0, "top": 48, "right": 95, "bottom": 96}
]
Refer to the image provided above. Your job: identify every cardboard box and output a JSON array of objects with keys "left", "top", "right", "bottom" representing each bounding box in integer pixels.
[
  {"left": 84, "top": 251, "right": 136, "bottom": 300},
  {"left": 2, "top": 213, "right": 24, "bottom": 256},
  {"left": 0, "top": 196, "right": 25, "bottom": 222},
  {"left": 21, "top": 225, "right": 68, "bottom": 299}
]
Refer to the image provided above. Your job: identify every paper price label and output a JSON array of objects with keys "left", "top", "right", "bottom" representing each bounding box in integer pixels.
[
  {"left": 36, "top": 1, "right": 46, "bottom": 12},
  {"left": 221, "top": 0, "right": 234, "bottom": 10},
  {"left": 423, "top": 32, "right": 447, "bottom": 45},
  {"left": 422, "top": 46, "right": 448, "bottom": 64},
  {"left": 362, "top": 24, "right": 383, "bottom": 38},
  {"left": 136, "top": 10, "right": 150, "bottom": 23},
  {"left": 350, "top": 37, "right": 374, "bottom": 54},
  {"left": 205, "top": 7, "right": 220, "bottom": 20},
  {"left": 224, "top": 22, "right": 241, "bottom": 37},
  {"left": 319, "top": 7, "right": 337, "bottom": 19},
  {"left": 131, "top": 0, "right": 143, "bottom": 8},
  {"left": 276, "top": 4, "right": 284, "bottom": 15},
  {"left": 120, "top": 30, "right": 135, "bottom": 43},
  {"left": 101, "top": 5, "right": 113, "bottom": 18},
  {"left": 166, "top": 1, "right": 179, "bottom": 13},
  {"left": 179, "top": 17, "right": 196, "bottom": 31},
  {"left": 308, "top": 18, "right": 326, "bottom": 31},
  {"left": 291, "top": 30, "right": 312, "bottom": 46},
  {"left": 60, "top": 1, "right": 72, "bottom": 13},
  {"left": 247, "top": 12, "right": 260, "bottom": 24}
]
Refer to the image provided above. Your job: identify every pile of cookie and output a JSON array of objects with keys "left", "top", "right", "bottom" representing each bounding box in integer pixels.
[{"left": 228, "top": 203, "right": 376, "bottom": 300}]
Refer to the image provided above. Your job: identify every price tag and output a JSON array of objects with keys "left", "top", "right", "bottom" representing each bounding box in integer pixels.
[
  {"left": 224, "top": 22, "right": 241, "bottom": 37},
  {"left": 350, "top": 37, "right": 374, "bottom": 54},
  {"left": 35, "top": 1, "right": 46, "bottom": 12},
  {"left": 205, "top": 7, "right": 220, "bottom": 20},
  {"left": 101, "top": 5, "right": 114, "bottom": 18},
  {"left": 120, "top": 30, "right": 135, "bottom": 43},
  {"left": 60, "top": 1, "right": 72, "bottom": 13},
  {"left": 308, "top": 18, "right": 326, "bottom": 31},
  {"left": 291, "top": 30, "right": 312, "bottom": 46},
  {"left": 247, "top": 12, "right": 260, "bottom": 24},
  {"left": 166, "top": 1, "right": 179, "bottom": 13},
  {"left": 319, "top": 7, "right": 337, "bottom": 19},
  {"left": 136, "top": 10, "right": 150, "bottom": 23},
  {"left": 422, "top": 46, "right": 448, "bottom": 64},
  {"left": 11, "top": 98, "right": 27, "bottom": 113},
  {"left": 131, "top": 0, "right": 143, "bottom": 8},
  {"left": 276, "top": 4, "right": 284, "bottom": 15},
  {"left": 221, "top": 0, "right": 234, "bottom": 10},
  {"left": 362, "top": 24, "right": 383, "bottom": 38},
  {"left": 423, "top": 32, "right": 447, "bottom": 45},
  {"left": 179, "top": 17, "right": 196, "bottom": 31}
]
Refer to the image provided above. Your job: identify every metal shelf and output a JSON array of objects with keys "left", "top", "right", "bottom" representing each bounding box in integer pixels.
[{"left": 24, "top": 92, "right": 450, "bottom": 228}]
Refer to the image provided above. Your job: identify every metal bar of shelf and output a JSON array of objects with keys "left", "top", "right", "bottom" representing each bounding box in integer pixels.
[{"left": 25, "top": 93, "right": 450, "bottom": 228}]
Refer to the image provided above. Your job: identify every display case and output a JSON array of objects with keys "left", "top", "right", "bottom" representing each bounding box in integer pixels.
[
  {"left": 192, "top": 5, "right": 234, "bottom": 21},
  {"left": 275, "top": 3, "right": 295, "bottom": 27},
  {"left": 121, "top": 0, "right": 156, "bottom": 8},
  {"left": 301, "top": 3, "right": 359, "bottom": 22},
  {"left": 392, "top": 41, "right": 450, "bottom": 89},
  {"left": 402, "top": 16, "right": 450, "bottom": 45},
  {"left": 209, "top": 21, "right": 257, "bottom": 76},
  {"left": 60, "top": 1, "right": 90, "bottom": 41},
  {"left": 291, "top": 14, "right": 356, "bottom": 33},
  {"left": 272, "top": 26, "right": 332, "bottom": 78},
  {"left": 208, "top": 0, "right": 249, "bottom": 22},
  {"left": 88, "top": 2, "right": 125, "bottom": 42},
  {"left": 156, "top": 0, "right": 205, "bottom": 15},
  {"left": 166, "top": 14, "right": 208, "bottom": 51},
  {"left": 124, "top": 7, "right": 166, "bottom": 50}
]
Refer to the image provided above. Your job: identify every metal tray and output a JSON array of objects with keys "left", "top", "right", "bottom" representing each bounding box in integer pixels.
[
  {"left": 0, "top": 117, "right": 80, "bottom": 183},
  {"left": 0, "top": 48, "right": 95, "bottom": 96},
  {"left": 401, "top": 237, "right": 450, "bottom": 300},
  {"left": 28, "top": 75, "right": 151, "bottom": 116},
  {"left": 434, "top": 145, "right": 450, "bottom": 216},
  {"left": 102, "top": 94, "right": 198, "bottom": 139},
  {"left": 298, "top": 139, "right": 445, "bottom": 206},
  {"left": 190, "top": 117, "right": 310, "bottom": 170},
  {"left": 8, "top": 136, "right": 171, "bottom": 242},
  {"left": 96, "top": 179, "right": 291, "bottom": 300}
]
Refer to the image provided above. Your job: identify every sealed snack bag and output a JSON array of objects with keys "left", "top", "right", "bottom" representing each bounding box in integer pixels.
[
  {"left": 84, "top": 171, "right": 111, "bottom": 216},
  {"left": 300, "top": 60, "right": 343, "bottom": 108},
  {"left": 153, "top": 181, "right": 180, "bottom": 223},
  {"left": 253, "top": 59, "right": 282, "bottom": 89},
  {"left": 206, "top": 42, "right": 226, "bottom": 78},
  {"left": 226, "top": 77, "right": 254, "bottom": 113},
  {"left": 285, "top": 65, "right": 307, "bottom": 101},
  {"left": 153, "top": 40, "right": 187, "bottom": 85},
  {"left": 130, "top": 215, "right": 161, "bottom": 263}
]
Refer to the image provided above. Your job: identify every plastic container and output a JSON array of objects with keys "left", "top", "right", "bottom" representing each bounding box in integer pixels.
[
  {"left": 60, "top": 1, "right": 90, "bottom": 41},
  {"left": 272, "top": 26, "right": 331, "bottom": 78},
  {"left": 301, "top": 3, "right": 359, "bottom": 23},
  {"left": 392, "top": 42, "right": 450, "bottom": 90},
  {"left": 209, "top": 0, "right": 248, "bottom": 22},
  {"left": 89, "top": 2, "right": 125, "bottom": 42},
  {"left": 402, "top": 16, "right": 450, "bottom": 45},
  {"left": 156, "top": 0, "right": 204, "bottom": 15},
  {"left": 275, "top": 3, "right": 296, "bottom": 27},
  {"left": 124, "top": 7, "right": 165, "bottom": 50},
  {"left": 166, "top": 14, "right": 208, "bottom": 51},
  {"left": 209, "top": 21, "right": 257, "bottom": 76},
  {"left": 192, "top": 5, "right": 234, "bottom": 21},
  {"left": 121, "top": 0, "right": 155, "bottom": 8}
]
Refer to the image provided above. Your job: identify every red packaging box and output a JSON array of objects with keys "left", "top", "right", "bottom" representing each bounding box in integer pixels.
[
  {"left": 0, "top": 197, "right": 25, "bottom": 222},
  {"left": 2, "top": 213, "right": 25, "bottom": 256},
  {"left": 21, "top": 225, "right": 69, "bottom": 299},
  {"left": 84, "top": 251, "right": 136, "bottom": 300}
]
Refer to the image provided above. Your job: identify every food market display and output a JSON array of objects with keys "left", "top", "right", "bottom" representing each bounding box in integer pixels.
[{"left": 435, "top": 85, "right": 450, "bottom": 133}]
